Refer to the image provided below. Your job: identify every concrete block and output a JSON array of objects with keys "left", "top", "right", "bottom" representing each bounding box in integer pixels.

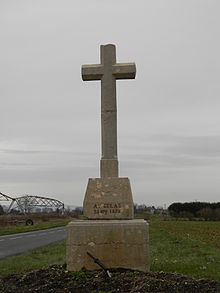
[{"left": 66, "top": 219, "right": 149, "bottom": 272}]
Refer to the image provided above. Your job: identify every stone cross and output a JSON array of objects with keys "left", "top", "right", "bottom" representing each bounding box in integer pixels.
[
  {"left": 82, "top": 44, "right": 136, "bottom": 178},
  {"left": 67, "top": 45, "right": 149, "bottom": 273}
]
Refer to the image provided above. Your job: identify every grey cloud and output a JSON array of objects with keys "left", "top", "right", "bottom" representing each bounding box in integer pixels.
[
  {"left": 0, "top": 1, "right": 220, "bottom": 206},
  {"left": 119, "top": 135, "right": 220, "bottom": 170},
  {"left": 1, "top": 149, "right": 49, "bottom": 155},
  {"left": 165, "top": 136, "right": 220, "bottom": 158},
  {"left": 0, "top": 165, "right": 96, "bottom": 184},
  {"left": 0, "top": 148, "right": 96, "bottom": 156}
]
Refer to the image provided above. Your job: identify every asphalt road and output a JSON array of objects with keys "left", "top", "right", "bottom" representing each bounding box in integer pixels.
[{"left": 0, "top": 226, "right": 66, "bottom": 260}]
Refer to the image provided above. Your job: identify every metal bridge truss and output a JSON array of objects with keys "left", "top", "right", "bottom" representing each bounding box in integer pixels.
[{"left": 0, "top": 192, "right": 64, "bottom": 215}]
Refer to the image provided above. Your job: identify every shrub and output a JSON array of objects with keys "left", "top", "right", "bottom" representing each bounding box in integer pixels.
[{"left": 168, "top": 202, "right": 220, "bottom": 220}]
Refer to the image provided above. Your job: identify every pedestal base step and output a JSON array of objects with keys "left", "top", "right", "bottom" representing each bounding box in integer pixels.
[{"left": 66, "top": 219, "right": 150, "bottom": 272}]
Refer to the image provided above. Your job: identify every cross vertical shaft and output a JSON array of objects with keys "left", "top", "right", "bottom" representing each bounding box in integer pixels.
[
  {"left": 82, "top": 44, "right": 136, "bottom": 178},
  {"left": 100, "top": 45, "right": 118, "bottom": 178}
]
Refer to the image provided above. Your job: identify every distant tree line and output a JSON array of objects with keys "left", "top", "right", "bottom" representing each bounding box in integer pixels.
[{"left": 168, "top": 202, "right": 220, "bottom": 220}]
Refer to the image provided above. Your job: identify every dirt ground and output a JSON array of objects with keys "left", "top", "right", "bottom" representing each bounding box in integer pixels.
[{"left": 0, "top": 264, "right": 219, "bottom": 293}]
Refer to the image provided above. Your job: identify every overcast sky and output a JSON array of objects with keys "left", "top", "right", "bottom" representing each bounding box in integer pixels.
[{"left": 0, "top": 0, "right": 220, "bottom": 207}]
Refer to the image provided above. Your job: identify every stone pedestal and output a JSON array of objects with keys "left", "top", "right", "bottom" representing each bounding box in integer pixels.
[
  {"left": 83, "top": 177, "right": 134, "bottom": 220},
  {"left": 66, "top": 219, "right": 150, "bottom": 272}
]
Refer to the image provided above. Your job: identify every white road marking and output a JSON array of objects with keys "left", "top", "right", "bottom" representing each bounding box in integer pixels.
[
  {"left": 10, "top": 237, "right": 22, "bottom": 240},
  {"left": 0, "top": 239, "right": 5, "bottom": 242}
]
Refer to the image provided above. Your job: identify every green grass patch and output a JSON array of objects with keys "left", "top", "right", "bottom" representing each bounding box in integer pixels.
[
  {"left": 150, "top": 225, "right": 220, "bottom": 280},
  {"left": 150, "top": 216, "right": 220, "bottom": 249},
  {"left": 0, "top": 219, "right": 70, "bottom": 236},
  {"left": 149, "top": 216, "right": 220, "bottom": 280},
  {"left": 0, "top": 240, "right": 66, "bottom": 277}
]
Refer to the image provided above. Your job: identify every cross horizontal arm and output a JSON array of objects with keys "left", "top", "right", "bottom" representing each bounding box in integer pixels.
[
  {"left": 82, "top": 64, "right": 104, "bottom": 81},
  {"left": 113, "top": 63, "right": 136, "bottom": 80}
]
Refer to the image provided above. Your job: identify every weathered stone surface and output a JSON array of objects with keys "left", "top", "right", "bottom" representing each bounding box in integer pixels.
[
  {"left": 66, "top": 220, "right": 149, "bottom": 272},
  {"left": 100, "top": 159, "right": 118, "bottom": 178},
  {"left": 82, "top": 44, "right": 136, "bottom": 178},
  {"left": 83, "top": 177, "right": 134, "bottom": 219}
]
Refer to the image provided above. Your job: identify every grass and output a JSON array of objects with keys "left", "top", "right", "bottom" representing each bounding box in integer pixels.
[
  {"left": 0, "top": 216, "right": 219, "bottom": 281},
  {"left": 149, "top": 216, "right": 220, "bottom": 280},
  {"left": 0, "top": 219, "right": 70, "bottom": 236},
  {"left": 0, "top": 240, "right": 66, "bottom": 277},
  {"left": 150, "top": 225, "right": 220, "bottom": 280},
  {"left": 150, "top": 216, "right": 220, "bottom": 248}
]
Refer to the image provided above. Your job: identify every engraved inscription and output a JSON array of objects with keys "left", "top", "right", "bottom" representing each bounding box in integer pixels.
[{"left": 93, "top": 202, "right": 122, "bottom": 215}]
